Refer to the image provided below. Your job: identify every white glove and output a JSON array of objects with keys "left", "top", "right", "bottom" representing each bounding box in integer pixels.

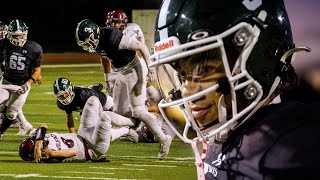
[
  {"left": 18, "top": 82, "right": 31, "bottom": 94},
  {"left": 147, "top": 68, "right": 157, "bottom": 83}
]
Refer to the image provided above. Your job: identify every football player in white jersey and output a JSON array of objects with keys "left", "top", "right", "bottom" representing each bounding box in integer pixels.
[
  {"left": 19, "top": 95, "right": 139, "bottom": 163},
  {"left": 104, "top": 9, "right": 148, "bottom": 103}
]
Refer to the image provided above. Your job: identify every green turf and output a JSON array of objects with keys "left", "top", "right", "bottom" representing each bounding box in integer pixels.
[{"left": 0, "top": 64, "right": 197, "bottom": 180}]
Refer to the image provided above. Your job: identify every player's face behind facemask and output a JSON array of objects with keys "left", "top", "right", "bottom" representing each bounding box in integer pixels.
[
  {"left": 56, "top": 89, "right": 74, "bottom": 105},
  {"left": 155, "top": 48, "right": 234, "bottom": 142}
]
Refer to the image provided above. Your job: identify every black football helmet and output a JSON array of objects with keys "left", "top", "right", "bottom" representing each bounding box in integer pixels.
[
  {"left": 19, "top": 137, "right": 35, "bottom": 161},
  {"left": 0, "top": 21, "right": 7, "bottom": 40},
  {"left": 149, "top": 0, "right": 310, "bottom": 143},
  {"left": 75, "top": 19, "right": 100, "bottom": 53},
  {"left": 53, "top": 78, "right": 75, "bottom": 105},
  {"left": 7, "top": 19, "right": 28, "bottom": 46}
]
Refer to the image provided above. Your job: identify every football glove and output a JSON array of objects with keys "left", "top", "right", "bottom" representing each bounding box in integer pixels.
[{"left": 18, "top": 82, "right": 31, "bottom": 94}]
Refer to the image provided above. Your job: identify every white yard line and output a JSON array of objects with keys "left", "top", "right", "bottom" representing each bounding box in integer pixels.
[
  {"left": 90, "top": 167, "right": 146, "bottom": 171},
  {"left": 123, "top": 164, "right": 177, "bottom": 168}
]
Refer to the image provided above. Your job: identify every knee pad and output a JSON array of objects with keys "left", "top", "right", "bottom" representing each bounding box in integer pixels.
[{"left": 6, "top": 110, "right": 17, "bottom": 120}]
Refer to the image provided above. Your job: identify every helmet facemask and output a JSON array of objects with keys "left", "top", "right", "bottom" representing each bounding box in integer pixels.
[
  {"left": 76, "top": 33, "right": 99, "bottom": 53},
  {"left": 150, "top": 21, "right": 265, "bottom": 143},
  {"left": 53, "top": 78, "right": 75, "bottom": 105}
]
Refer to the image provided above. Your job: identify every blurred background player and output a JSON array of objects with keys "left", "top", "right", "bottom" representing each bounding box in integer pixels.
[
  {"left": 0, "top": 19, "right": 42, "bottom": 140},
  {"left": 150, "top": 0, "right": 320, "bottom": 179},
  {"left": 75, "top": 19, "right": 171, "bottom": 160}
]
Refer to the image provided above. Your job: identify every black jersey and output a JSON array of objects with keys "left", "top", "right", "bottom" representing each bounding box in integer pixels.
[
  {"left": 204, "top": 100, "right": 320, "bottom": 179},
  {"left": 57, "top": 86, "right": 107, "bottom": 114},
  {"left": 96, "top": 27, "right": 136, "bottom": 68},
  {"left": 0, "top": 39, "right": 42, "bottom": 85}
]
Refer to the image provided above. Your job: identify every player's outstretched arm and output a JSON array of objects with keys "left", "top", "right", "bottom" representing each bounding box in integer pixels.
[{"left": 43, "top": 148, "right": 78, "bottom": 159}]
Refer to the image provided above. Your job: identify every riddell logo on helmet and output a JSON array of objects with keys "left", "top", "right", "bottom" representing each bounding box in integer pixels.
[{"left": 154, "top": 39, "right": 174, "bottom": 52}]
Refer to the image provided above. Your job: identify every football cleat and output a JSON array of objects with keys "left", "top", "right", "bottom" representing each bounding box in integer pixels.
[
  {"left": 16, "top": 122, "right": 33, "bottom": 136},
  {"left": 127, "top": 128, "right": 139, "bottom": 143},
  {"left": 0, "top": 133, "right": 3, "bottom": 141},
  {"left": 158, "top": 135, "right": 173, "bottom": 160}
]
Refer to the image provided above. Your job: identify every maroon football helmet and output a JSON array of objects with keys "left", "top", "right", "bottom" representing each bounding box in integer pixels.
[
  {"left": 141, "top": 124, "right": 157, "bottom": 143},
  {"left": 19, "top": 137, "right": 35, "bottom": 161},
  {"left": 105, "top": 9, "right": 128, "bottom": 30}
]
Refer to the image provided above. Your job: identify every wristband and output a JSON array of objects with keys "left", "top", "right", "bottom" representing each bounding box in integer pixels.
[
  {"left": 104, "top": 73, "right": 110, "bottom": 82},
  {"left": 30, "top": 77, "right": 36, "bottom": 83},
  {"left": 35, "top": 127, "right": 47, "bottom": 141}
]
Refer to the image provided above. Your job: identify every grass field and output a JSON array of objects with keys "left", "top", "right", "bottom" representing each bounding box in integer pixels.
[{"left": 0, "top": 63, "right": 197, "bottom": 180}]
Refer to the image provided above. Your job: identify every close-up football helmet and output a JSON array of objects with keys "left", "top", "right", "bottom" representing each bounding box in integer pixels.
[
  {"left": 19, "top": 137, "right": 35, "bottom": 161},
  {"left": 75, "top": 19, "right": 100, "bottom": 53},
  {"left": 7, "top": 19, "right": 28, "bottom": 47},
  {"left": 105, "top": 9, "right": 128, "bottom": 30},
  {"left": 0, "top": 21, "right": 7, "bottom": 40},
  {"left": 149, "top": 0, "right": 308, "bottom": 143},
  {"left": 53, "top": 78, "right": 75, "bottom": 105}
]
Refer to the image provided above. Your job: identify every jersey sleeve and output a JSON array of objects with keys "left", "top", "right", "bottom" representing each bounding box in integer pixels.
[{"left": 32, "top": 42, "right": 43, "bottom": 68}]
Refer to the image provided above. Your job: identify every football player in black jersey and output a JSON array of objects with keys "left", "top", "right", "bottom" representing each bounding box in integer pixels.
[
  {"left": 53, "top": 77, "right": 139, "bottom": 143},
  {"left": 149, "top": 0, "right": 320, "bottom": 179},
  {"left": 75, "top": 19, "right": 172, "bottom": 160},
  {"left": 0, "top": 19, "right": 42, "bottom": 140}
]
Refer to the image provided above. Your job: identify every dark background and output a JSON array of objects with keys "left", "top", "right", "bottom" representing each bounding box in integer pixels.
[{"left": 0, "top": 0, "right": 162, "bottom": 53}]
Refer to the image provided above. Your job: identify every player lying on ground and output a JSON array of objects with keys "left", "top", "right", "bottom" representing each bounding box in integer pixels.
[{"left": 19, "top": 96, "right": 138, "bottom": 163}]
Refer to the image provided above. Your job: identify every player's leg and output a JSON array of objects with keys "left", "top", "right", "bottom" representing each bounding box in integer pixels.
[
  {"left": 126, "top": 58, "right": 167, "bottom": 142},
  {"left": 126, "top": 57, "right": 172, "bottom": 159},
  {"left": 112, "top": 77, "right": 132, "bottom": 118},
  {"left": 105, "top": 111, "right": 136, "bottom": 127},
  {"left": 78, "top": 96, "right": 102, "bottom": 140},
  {"left": 16, "top": 110, "right": 33, "bottom": 136},
  {"left": 0, "top": 88, "right": 29, "bottom": 137}
]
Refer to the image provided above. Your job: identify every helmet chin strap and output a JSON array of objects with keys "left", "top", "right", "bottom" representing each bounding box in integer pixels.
[{"left": 231, "top": 46, "right": 311, "bottom": 130}]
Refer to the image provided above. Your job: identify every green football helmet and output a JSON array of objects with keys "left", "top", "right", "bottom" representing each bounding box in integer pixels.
[
  {"left": 75, "top": 19, "right": 100, "bottom": 53},
  {"left": 53, "top": 78, "right": 75, "bottom": 105},
  {"left": 7, "top": 19, "right": 28, "bottom": 46},
  {"left": 148, "top": 0, "right": 310, "bottom": 143},
  {"left": 0, "top": 21, "right": 7, "bottom": 40}
]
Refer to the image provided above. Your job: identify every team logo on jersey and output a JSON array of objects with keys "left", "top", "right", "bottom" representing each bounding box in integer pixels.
[{"left": 204, "top": 153, "right": 226, "bottom": 177}]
